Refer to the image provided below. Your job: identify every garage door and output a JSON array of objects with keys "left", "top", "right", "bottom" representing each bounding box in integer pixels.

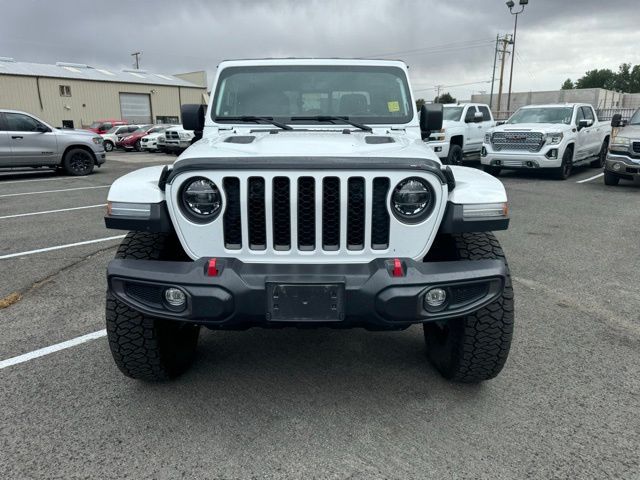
[{"left": 119, "top": 93, "right": 151, "bottom": 123}]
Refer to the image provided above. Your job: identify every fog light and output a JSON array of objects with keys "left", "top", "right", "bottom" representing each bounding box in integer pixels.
[
  {"left": 613, "top": 163, "right": 622, "bottom": 171},
  {"left": 164, "top": 288, "right": 186, "bottom": 307},
  {"left": 424, "top": 288, "right": 447, "bottom": 308}
]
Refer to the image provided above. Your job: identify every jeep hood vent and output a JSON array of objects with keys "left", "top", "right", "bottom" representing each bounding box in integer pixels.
[
  {"left": 224, "top": 136, "right": 255, "bottom": 144},
  {"left": 365, "top": 136, "right": 395, "bottom": 144}
]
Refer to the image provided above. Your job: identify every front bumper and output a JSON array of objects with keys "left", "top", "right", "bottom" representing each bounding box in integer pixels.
[
  {"left": 141, "top": 140, "right": 158, "bottom": 150},
  {"left": 605, "top": 152, "right": 640, "bottom": 181},
  {"left": 107, "top": 257, "right": 507, "bottom": 330},
  {"left": 482, "top": 144, "right": 562, "bottom": 169},
  {"left": 426, "top": 140, "right": 450, "bottom": 160},
  {"left": 92, "top": 146, "right": 106, "bottom": 165},
  {"left": 165, "top": 140, "right": 191, "bottom": 151}
]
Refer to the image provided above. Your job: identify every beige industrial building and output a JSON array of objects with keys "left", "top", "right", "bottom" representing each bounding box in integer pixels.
[{"left": 0, "top": 57, "right": 208, "bottom": 128}]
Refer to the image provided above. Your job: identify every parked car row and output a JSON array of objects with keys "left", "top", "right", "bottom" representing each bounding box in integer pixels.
[{"left": 98, "top": 123, "right": 195, "bottom": 154}]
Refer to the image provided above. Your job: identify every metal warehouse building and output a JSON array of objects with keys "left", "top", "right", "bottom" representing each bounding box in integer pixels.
[{"left": 0, "top": 57, "right": 208, "bottom": 128}]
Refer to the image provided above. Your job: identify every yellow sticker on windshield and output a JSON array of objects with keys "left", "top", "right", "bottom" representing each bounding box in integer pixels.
[{"left": 387, "top": 101, "right": 400, "bottom": 112}]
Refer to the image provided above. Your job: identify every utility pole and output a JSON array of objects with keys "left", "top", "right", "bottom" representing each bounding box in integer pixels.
[
  {"left": 131, "top": 51, "right": 141, "bottom": 69},
  {"left": 506, "top": 0, "right": 528, "bottom": 112},
  {"left": 496, "top": 35, "right": 512, "bottom": 113},
  {"left": 489, "top": 34, "right": 500, "bottom": 109},
  {"left": 435, "top": 84, "right": 443, "bottom": 103}
]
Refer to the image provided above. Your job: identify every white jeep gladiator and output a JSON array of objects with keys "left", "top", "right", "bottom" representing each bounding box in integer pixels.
[
  {"left": 104, "top": 59, "right": 514, "bottom": 383},
  {"left": 482, "top": 103, "right": 610, "bottom": 179},
  {"left": 427, "top": 103, "right": 495, "bottom": 164}
]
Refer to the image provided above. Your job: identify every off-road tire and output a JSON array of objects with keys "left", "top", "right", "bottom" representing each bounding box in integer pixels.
[
  {"left": 483, "top": 165, "right": 501, "bottom": 176},
  {"left": 590, "top": 138, "right": 608, "bottom": 168},
  {"left": 62, "top": 148, "right": 95, "bottom": 176},
  {"left": 423, "top": 232, "right": 514, "bottom": 383},
  {"left": 106, "top": 232, "right": 199, "bottom": 381},
  {"left": 446, "top": 144, "right": 463, "bottom": 165},
  {"left": 553, "top": 146, "right": 573, "bottom": 180},
  {"left": 604, "top": 171, "right": 620, "bottom": 186}
]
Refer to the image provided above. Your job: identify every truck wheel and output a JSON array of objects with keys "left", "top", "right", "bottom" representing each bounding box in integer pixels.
[
  {"left": 483, "top": 165, "right": 501, "bottom": 176},
  {"left": 62, "top": 148, "right": 95, "bottom": 176},
  {"left": 423, "top": 233, "right": 514, "bottom": 383},
  {"left": 590, "top": 138, "right": 608, "bottom": 168},
  {"left": 104, "top": 141, "right": 114, "bottom": 152},
  {"left": 553, "top": 146, "right": 573, "bottom": 180},
  {"left": 604, "top": 171, "right": 620, "bottom": 186},
  {"left": 446, "top": 144, "right": 463, "bottom": 165},
  {"left": 106, "top": 232, "right": 200, "bottom": 381}
]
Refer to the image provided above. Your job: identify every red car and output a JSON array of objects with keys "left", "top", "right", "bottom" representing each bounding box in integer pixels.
[
  {"left": 87, "top": 119, "right": 127, "bottom": 134},
  {"left": 117, "top": 125, "right": 166, "bottom": 151}
]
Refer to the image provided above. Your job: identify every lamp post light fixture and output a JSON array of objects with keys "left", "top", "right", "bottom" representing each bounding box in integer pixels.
[{"left": 506, "top": 0, "right": 528, "bottom": 112}]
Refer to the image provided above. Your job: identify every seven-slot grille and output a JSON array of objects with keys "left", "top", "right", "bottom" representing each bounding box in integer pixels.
[
  {"left": 221, "top": 176, "right": 391, "bottom": 253},
  {"left": 491, "top": 131, "right": 545, "bottom": 152}
]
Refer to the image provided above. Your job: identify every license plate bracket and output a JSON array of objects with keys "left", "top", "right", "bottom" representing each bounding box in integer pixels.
[{"left": 266, "top": 283, "right": 345, "bottom": 322}]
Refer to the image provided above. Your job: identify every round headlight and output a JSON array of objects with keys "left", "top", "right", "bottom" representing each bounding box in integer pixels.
[
  {"left": 180, "top": 177, "right": 222, "bottom": 222},
  {"left": 391, "top": 177, "right": 434, "bottom": 223}
]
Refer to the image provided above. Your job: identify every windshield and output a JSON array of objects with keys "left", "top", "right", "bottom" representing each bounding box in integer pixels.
[
  {"left": 131, "top": 128, "right": 145, "bottom": 134},
  {"left": 443, "top": 107, "right": 463, "bottom": 121},
  {"left": 507, "top": 107, "right": 573, "bottom": 125},
  {"left": 629, "top": 110, "right": 640, "bottom": 125},
  {"left": 213, "top": 65, "right": 413, "bottom": 125},
  {"left": 89, "top": 122, "right": 102, "bottom": 128},
  {"left": 148, "top": 126, "right": 165, "bottom": 133},
  {"left": 105, "top": 126, "right": 119, "bottom": 134}
]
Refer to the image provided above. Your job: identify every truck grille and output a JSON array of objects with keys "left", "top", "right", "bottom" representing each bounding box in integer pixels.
[
  {"left": 166, "top": 131, "right": 180, "bottom": 140},
  {"left": 491, "top": 131, "right": 544, "bottom": 152},
  {"left": 221, "top": 175, "right": 391, "bottom": 253}
]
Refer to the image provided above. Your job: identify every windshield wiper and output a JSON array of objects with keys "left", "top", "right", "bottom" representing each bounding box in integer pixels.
[
  {"left": 216, "top": 116, "right": 293, "bottom": 130},
  {"left": 291, "top": 115, "right": 373, "bottom": 132}
]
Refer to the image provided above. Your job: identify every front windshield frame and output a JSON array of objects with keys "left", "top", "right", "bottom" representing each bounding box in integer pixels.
[
  {"left": 212, "top": 65, "right": 414, "bottom": 125},
  {"left": 507, "top": 107, "right": 574, "bottom": 125},
  {"left": 443, "top": 107, "right": 463, "bottom": 122},
  {"left": 629, "top": 109, "right": 640, "bottom": 125}
]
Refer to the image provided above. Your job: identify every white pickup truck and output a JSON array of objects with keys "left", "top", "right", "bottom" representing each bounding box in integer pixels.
[
  {"left": 427, "top": 103, "right": 495, "bottom": 164},
  {"left": 482, "top": 103, "right": 610, "bottom": 180}
]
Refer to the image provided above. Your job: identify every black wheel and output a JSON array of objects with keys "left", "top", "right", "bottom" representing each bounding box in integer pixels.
[
  {"left": 62, "top": 148, "right": 95, "bottom": 176},
  {"left": 423, "top": 233, "right": 514, "bottom": 383},
  {"left": 483, "top": 165, "right": 501, "bottom": 176},
  {"left": 106, "top": 232, "right": 200, "bottom": 381},
  {"left": 553, "top": 146, "right": 573, "bottom": 180},
  {"left": 591, "top": 138, "right": 608, "bottom": 168},
  {"left": 104, "top": 141, "right": 114, "bottom": 152},
  {"left": 134, "top": 140, "right": 142, "bottom": 152},
  {"left": 604, "top": 171, "right": 620, "bottom": 186},
  {"left": 446, "top": 144, "right": 463, "bottom": 165}
]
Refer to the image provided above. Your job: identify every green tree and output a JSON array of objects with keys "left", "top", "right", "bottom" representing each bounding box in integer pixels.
[
  {"left": 434, "top": 92, "right": 456, "bottom": 104},
  {"left": 561, "top": 78, "right": 574, "bottom": 90},
  {"left": 613, "top": 63, "right": 632, "bottom": 92},
  {"left": 575, "top": 69, "right": 616, "bottom": 90}
]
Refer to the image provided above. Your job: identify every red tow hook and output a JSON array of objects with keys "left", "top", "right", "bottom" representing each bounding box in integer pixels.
[
  {"left": 392, "top": 258, "right": 404, "bottom": 277},
  {"left": 206, "top": 258, "right": 219, "bottom": 276}
]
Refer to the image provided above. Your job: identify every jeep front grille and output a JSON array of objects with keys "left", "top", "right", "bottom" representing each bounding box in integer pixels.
[
  {"left": 221, "top": 175, "right": 391, "bottom": 253},
  {"left": 491, "top": 131, "right": 544, "bottom": 152}
]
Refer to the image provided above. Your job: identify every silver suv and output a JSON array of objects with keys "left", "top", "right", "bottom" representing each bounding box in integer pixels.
[{"left": 0, "top": 109, "right": 106, "bottom": 175}]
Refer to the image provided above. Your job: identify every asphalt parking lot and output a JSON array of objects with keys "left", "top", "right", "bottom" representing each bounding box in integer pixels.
[{"left": 0, "top": 152, "right": 638, "bottom": 479}]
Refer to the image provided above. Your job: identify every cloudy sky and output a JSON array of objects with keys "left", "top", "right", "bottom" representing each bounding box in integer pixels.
[{"left": 2, "top": 0, "right": 640, "bottom": 100}]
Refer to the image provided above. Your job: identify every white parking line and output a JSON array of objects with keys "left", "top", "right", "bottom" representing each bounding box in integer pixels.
[
  {"left": 0, "top": 235, "right": 125, "bottom": 260},
  {"left": 0, "top": 185, "right": 110, "bottom": 198},
  {"left": 576, "top": 173, "right": 604, "bottom": 184},
  {"left": 0, "top": 176, "right": 82, "bottom": 185},
  {"left": 0, "top": 329, "right": 107, "bottom": 370},
  {"left": 0, "top": 204, "right": 106, "bottom": 220}
]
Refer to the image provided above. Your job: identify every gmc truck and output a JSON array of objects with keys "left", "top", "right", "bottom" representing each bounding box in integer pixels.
[
  {"left": 103, "top": 58, "right": 514, "bottom": 384},
  {"left": 482, "top": 103, "right": 610, "bottom": 180},
  {"left": 605, "top": 109, "right": 640, "bottom": 185}
]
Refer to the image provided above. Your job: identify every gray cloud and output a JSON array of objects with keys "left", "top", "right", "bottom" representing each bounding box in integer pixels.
[{"left": 2, "top": 0, "right": 639, "bottom": 99}]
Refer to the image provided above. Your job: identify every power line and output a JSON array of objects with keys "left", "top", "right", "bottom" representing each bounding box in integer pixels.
[
  {"left": 413, "top": 79, "right": 493, "bottom": 93},
  {"left": 365, "top": 38, "right": 495, "bottom": 59}
]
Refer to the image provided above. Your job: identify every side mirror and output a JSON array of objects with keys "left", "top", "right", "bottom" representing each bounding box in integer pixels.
[
  {"left": 181, "top": 104, "right": 206, "bottom": 132},
  {"left": 473, "top": 111, "right": 484, "bottom": 123},
  {"left": 611, "top": 114, "right": 622, "bottom": 128},
  {"left": 420, "top": 104, "right": 443, "bottom": 140},
  {"left": 578, "top": 119, "right": 592, "bottom": 130},
  {"left": 496, "top": 120, "right": 506, "bottom": 126}
]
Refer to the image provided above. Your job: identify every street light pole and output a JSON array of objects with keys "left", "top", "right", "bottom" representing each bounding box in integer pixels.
[{"left": 506, "top": 0, "right": 528, "bottom": 112}]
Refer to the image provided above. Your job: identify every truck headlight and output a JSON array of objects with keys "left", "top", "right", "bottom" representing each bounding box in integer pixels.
[
  {"left": 546, "top": 132, "right": 563, "bottom": 145},
  {"left": 179, "top": 132, "right": 191, "bottom": 140},
  {"left": 611, "top": 136, "right": 630, "bottom": 148},
  {"left": 484, "top": 133, "right": 491, "bottom": 143},
  {"left": 180, "top": 177, "right": 222, "bottom": 222},
  {"left": 390, "top": 177, "right": 434, "bottom": 223},
  {"left": 92, "top": 136, "right": 103, "bottom": 145}
]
